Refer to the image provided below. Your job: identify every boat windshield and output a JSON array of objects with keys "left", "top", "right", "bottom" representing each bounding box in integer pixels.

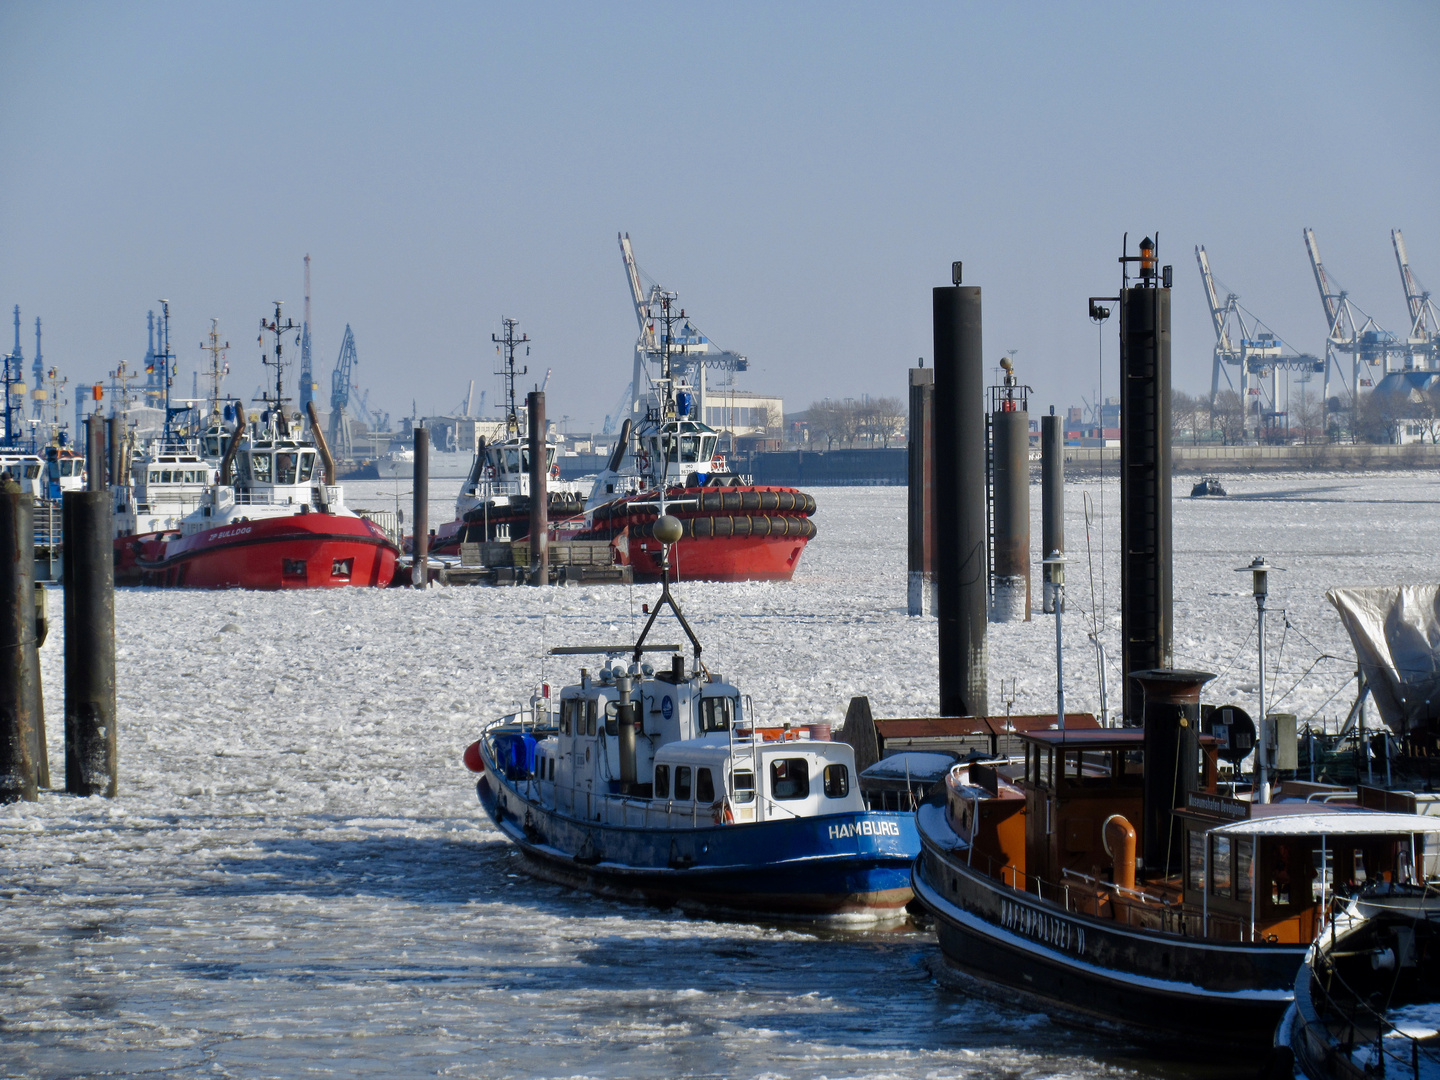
[
  {"left": 275, "top": 452, "right": 298, "bottom": 485},
  {"left": 250, "top": 452, "right": 272, "bottom": 483}
]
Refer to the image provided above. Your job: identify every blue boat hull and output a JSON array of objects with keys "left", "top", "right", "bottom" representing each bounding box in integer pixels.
[{"left": 477, "top": 770, "right": 918, "bottom": 921}]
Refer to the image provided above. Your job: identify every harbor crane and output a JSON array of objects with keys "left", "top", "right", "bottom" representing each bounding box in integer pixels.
[
  {"left": 1196, "top": 245, "right": 1322, "bottom": 439},
  {"left": 328, "top": 324, "right": 359, "bottom": 459},
  {"left": 1391, "top": 229, "right": 1440, "bottom": 372},
  {"left": 618, "top": 233, "right": 748, "bottom": 428},
  {"left": 1304, "top": 227, "right": 1404, "bottom": 432}
]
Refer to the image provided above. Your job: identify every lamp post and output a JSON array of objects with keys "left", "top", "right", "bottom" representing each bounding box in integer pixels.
[
  {"left": 1043, "top": 551, "right": 1067, "bottom": 730},
  {"left": 1236, "top": 556, "right": 1279, "bottom": 803}
]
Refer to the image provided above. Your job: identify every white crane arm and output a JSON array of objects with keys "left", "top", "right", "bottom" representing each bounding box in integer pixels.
[{"left": 1195, "top": 246, "right": 1233, "bottom": 352}]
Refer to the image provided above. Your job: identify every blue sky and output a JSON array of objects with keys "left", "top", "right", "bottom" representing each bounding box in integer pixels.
[{"left": 2, "top": 1, "right": 1436, "bottom": 429}]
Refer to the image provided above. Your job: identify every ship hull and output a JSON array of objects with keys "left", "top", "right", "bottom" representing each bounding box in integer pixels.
[
  {"left": 582, "top": 485, "right": 817, "bottom": 583},
  {"left": 119, "top": 512, "right": 399, "bottom": 590},
  {"left": 913, "top": 804, "right": 1303, "bottom": 1051},
  {"left": 478, "top": 763, "right": 916, "bottom": 922},
  {"left": 616, "top": 530, "right": 810, "bottom": 583}
]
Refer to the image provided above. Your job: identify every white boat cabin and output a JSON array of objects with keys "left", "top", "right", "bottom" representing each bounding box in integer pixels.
[
  {"left": 115, "top": 445, "right": 217, "bottom": 537},
  {"left": 0, "top": 452, "right": 47, "bottom": 498},
  {"left": 190, "top": 438, "right": 344, "bottom": 532},
  {"left": 520, "top": 660, "right": 862, "bottom": 828}
]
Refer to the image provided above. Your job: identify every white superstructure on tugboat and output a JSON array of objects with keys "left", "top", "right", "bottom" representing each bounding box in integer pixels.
[
  {"left": 568, "top": 235, "right": 816, "bottom": 582},
  {"left": 432, "top": 318, "right": 586, "bottom": 554},
  {"left": 463, "top": 514, "right": 916, "bottom": 921},
  {"left": 114, "top": 302, "right": 398, "bottom": 589}
]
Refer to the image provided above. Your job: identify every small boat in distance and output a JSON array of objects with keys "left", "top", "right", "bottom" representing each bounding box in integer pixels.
[
  {"left": 1191, "top": 476, "right": 1228, "bottom": 497},
  {"left": 463, "top": 513, "right": 916, "bottom": 921}
]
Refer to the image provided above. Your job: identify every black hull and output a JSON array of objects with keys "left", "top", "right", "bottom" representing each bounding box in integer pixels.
[{"left": 914, "top": 809, "right": 1304, "bottom": 1052}]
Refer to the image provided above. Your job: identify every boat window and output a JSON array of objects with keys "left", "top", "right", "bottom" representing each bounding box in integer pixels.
[
  {"left": 770, "top": 758, "right": 809, "bottom": 800},
  {"left": 545, "top": 446, "right": 556, "bottom": 469},
  {"left": 675, "top": 766, "right": 693, "bottom": 801},
  {"left": 1236, "top": 839, "right": 1253, "bottom": 902},
  {"left": 297, "top": 452, "right": 316, "bottom": 483},
  {"left": 1270, "top": 842, "right": 1293, "bottom": 907},
  {"left": 24, "top": 463, "right": 40, "bottom": 479},
  {"left": 1187, "top": 829, "right": 1205, "bottom": 892},
  {"left": 204, "top": 435, "right": 225, "bottom": 457},
  {"left": 732, "top": 769, "right": 755, "bottom": 804},
  {"left": 559, "top": 699, "right": 575, "bottom": 736},
  {"left": 502, "top": 447, "right": 521, "bottom": 474},
  {"left": 586, "top": 699, "right": 597, "bottom": 737},
  {"left": 160, "top": 470, "right": 173, "bottom": 483},
  {"left": 275, "top": 452, "right": 298, "bottom": 485},
  {"left": 700, "top": 435, "right": 717, "bottom": 461},
  {"left": 699, "top": 696, "right": 734, "bottom": 733},
  {"left": 1210, "top": 835, "right": 1232, "bottom": 897},
  {"left": 1312, "top": 846, "right": 1331, "bottom": 903},
  {"left": 1119, "top": 748, "right": 1145, "bottom": 785},
  {"left": 696, "top": 768, "right": 715, "bottom": 803},
  {"left": 655, "top": 764, "right": 669, "bottom": 798},
  {"left": 823, "top": 763, "right": 849, "bottom": 799},
  {"left": 548, "top": 758, "right": 555, "bottom": 781},
  {"left": 251, "top": 453, "right": 272, "bottom": 483},
  {"left": 1063, "top": 749, "right": 1113, "bottom": 788},
  {"left": 1351, "top": 848, "right": 1366, "bottom": 887},
  {"left": 60, "top": 459, "right": 75, "bottom": 476},
  {"left": 149, "top": 470, "right": 160, "bottom": 484}
]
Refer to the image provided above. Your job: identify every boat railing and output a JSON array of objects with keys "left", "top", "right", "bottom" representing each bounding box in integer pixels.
[
  {"left": 1307, "top": 941, "right": 1430, "bottom": 1080},
  {"left": 971, "top": 850, "right": 1294, "bottom": 942}
]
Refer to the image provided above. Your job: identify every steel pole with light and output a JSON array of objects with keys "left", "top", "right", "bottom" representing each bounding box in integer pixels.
[
  {"left": 1236, "top": 556, "right": 1280, "bottom": 803},
  {"left": 1044, "top": 551, "right": 1067, "bottom": 730}
]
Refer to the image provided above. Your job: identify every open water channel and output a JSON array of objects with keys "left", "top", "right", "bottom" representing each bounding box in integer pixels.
[{"left": 3, "top": 475, "right": 1440, "bottom": 1078}]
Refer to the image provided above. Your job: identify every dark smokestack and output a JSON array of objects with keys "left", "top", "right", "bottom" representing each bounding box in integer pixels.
[
  {"left": 1119, "top": 240, "right": 1174, "bottom": 724},
  {"left": 1041, "top": 410, "right": 1064, "bottom": 613},
  {"left": 933, "top": 282, "right": 988, "bottom": 718},
  {"left": 1132, "top": 668, "right": 1213, "bottom": 873}
]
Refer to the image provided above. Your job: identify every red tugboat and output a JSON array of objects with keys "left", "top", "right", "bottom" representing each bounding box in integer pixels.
[
  {"left": 119, "top": 303, "right": 398, "bottom": 590},
  {"left": 572, "top": 236, "right": 816, "bottom": 582}
]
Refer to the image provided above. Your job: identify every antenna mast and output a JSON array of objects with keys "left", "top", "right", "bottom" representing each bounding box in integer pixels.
[
  {"left": 300, "top": 254, "right": 315, "bottom": 414},
  {"left": 157, "top": 300, "right": 179, "bottom": 441},
  {"left": 492, "top": 317, "right": 529, "bottom": 437},
  {"left": 258, "top": 301, "right": 298, "bottom": 438},
  {"left": 199, "top": 319, "right": 230, "bottom": 421}
]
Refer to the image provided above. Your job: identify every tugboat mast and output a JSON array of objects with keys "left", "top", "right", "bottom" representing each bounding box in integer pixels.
[
  {"left": 258, "top": 301, "right": 298, "bottom": 438},
  {"left": 156, "top": 300, "right": 178, "bottom": 441},
  {"left": 491, "top": 317, "right": 529, "bottom": 438},
  {"left": 199, "top": 318, "right": 230, "bottom": 423}
]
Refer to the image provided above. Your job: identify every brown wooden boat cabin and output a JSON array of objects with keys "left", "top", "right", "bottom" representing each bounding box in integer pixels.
[{"left": 948, "top": 723, "right": 1438, "bottom": 945}]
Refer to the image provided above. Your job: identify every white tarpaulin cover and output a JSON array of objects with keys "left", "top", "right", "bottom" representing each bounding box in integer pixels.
[{"left": 1327, "top": 584, "right": 1440, "bottom": 734}]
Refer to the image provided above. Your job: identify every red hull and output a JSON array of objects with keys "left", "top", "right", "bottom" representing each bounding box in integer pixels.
[
  {"left": 585, "top": 485, "right": 817, "bottom": 583},
  {"left": 117, "top": 513, "right": 399, "bottom": 590},
  {"left": 618, "top": 531, "right": 810, "bottom": 582}
]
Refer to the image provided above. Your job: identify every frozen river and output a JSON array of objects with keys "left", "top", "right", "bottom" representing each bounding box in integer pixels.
[{"left": 3, "top": 472, "right": 1440, "bottom": 1078}]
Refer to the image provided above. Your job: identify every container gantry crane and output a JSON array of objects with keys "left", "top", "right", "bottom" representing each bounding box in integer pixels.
[
  {"left": 1196, "top": 245, "right": 1322, "bottom": 439},
  {"left": 1391, "top": 230, "right": 1440, "bottom": 372},
  {"left": 618, "top": 233, "right": 748, "bottom": 428},
  {"left": 1304, "top": 227, "right": 1404, "bottom": 432}
]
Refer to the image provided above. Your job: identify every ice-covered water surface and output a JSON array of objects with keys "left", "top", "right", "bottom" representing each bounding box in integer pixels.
[{"left": 3, "top": 473, "right": 1439, "bottom": 1078}]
